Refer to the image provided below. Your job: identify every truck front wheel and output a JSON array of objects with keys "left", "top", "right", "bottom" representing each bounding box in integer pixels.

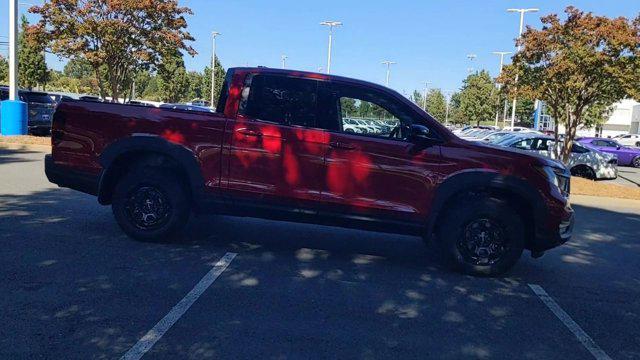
[
  {"left": 436, "top": 196, "right": 524, "bottom": 276},
  {"left": 112, "top": 167, "right": 190, "bottom": 242}
]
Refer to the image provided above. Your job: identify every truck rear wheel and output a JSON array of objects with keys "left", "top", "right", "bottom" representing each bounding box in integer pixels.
[
  {"left": 112, "top": 167, "right": 190, "bottom": 242},
  {"left": 436, "top": 196, "right": 524, "bottom": 276}
]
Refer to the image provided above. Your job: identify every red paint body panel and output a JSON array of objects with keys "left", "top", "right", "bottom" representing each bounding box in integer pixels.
[{"left": 48, "top": 67, "right": 573, "bottom": 251}]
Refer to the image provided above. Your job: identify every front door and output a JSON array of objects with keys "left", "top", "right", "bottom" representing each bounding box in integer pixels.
[
  {"left": 225, "top": 73, "right": 329, "bottom": 209},
  {"left": 319, "top": 81, "right": 442, "bottom": 222}
]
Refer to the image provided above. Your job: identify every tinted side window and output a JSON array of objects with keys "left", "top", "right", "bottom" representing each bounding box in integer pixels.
[
  {"left": 572, "top": 144, "right": 590, "bottom": 153},
  {"left": 241, "top": 74, "right": 319, "bottom": 127},
  {"left": 512, "top": 138, "right": 533, "bottom": 150},
  {"left": 0, "top": 90, "right": 8, "bottom": 101}
]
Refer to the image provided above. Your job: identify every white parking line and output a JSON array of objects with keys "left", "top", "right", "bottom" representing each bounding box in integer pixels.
[
  {"left": 528, "top": 284, "right": 611, "bottom": 360},
  {"left": 121, "top": 252, "right": 237, "bottom": 360}
]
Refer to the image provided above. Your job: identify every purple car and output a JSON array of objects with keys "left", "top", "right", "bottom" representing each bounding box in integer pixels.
[{"left": 578, "top": 137, "right": 640, "bottom": 168}]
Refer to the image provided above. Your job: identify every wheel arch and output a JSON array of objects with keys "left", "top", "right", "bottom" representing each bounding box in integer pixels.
[
  {"left": 426, "top": 171, "right": 544, "bottom": 250},
  {"left": 97, "top": 136, "right": 205, "bottom": 205}
]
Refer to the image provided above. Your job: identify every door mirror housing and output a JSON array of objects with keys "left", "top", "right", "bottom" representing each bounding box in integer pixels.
[{"left": 409, "top": 124, "right": 440, "bottom": 143}]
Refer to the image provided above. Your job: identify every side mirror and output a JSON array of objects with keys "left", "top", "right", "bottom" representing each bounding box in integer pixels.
[{"left": 409, "top": 124, "right": 440, "bottom": 143}]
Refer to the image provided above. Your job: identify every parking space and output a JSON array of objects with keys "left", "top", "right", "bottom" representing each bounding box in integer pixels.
[{"left": 2, "top": 147, "right": 640, "bottom": 359}]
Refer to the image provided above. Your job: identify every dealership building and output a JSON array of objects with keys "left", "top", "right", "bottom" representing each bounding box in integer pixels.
[{"left": 533, "top": 99, "right": 640, "bottom": 137}]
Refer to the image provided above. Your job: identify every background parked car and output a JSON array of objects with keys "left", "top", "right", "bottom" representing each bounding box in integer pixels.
[
  {"left": 612, "top": 134, "right": 640, "bottom": 147},
  {"left": 499, "top": 133, "right": 618, "bottom": 180},
  {"left": 1, "top": 86, "right": 56, "bottom": 135},
  {"left": 578, "top": 137, "right": 640, "bottom": 168}
]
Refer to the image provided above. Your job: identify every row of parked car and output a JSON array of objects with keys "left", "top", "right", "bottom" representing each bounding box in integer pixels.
[
  {"left": 1, "top": 86, "right": 220, "bottom": 135},
  {"left": 455, "top": 126, "right": 640, "bottom": 180},
  {"left": 342, "top": 117, "right": 396, "bottom": 134}
]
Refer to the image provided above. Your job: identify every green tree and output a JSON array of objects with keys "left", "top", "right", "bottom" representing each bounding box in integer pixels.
[
  {"left": 141, "top": 75, "right": 161, "bottom": 101},
  {"left": 201, "top": 55, "right": 226, "bottom": 105},
  {"left": 157, "top": 51, "right": 189, "bottom": 103},
  {"left": 458, "top": 70, "right": 498, "bottom": 126},
  {"left": 30, "top": 0, "right": 196, "bottom": 101},
  {"left": 63, "top": 58, "right": 94, "bottom": 79},
  {"left": 425, "top": 88, "right": 447, "bottom": 122},
  {"left": 411, "top": 90, "right": 424, "bottom": 109},
  {"left": 499, "top": 7, "right": 640, "bottom": 162},
  {"left": 340, "top": 97, "right": 357, "bottom": 118},
  {"left": 19, "top": 15, "right": 48, "bottom": 90},
  {"left": 0, "top": 55, "right": 8, "bottom": 84}
]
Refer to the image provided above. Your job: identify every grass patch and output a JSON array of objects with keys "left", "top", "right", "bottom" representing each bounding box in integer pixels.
[
  {"left": 572, "top": 176, "right": 640, "bottom": 200},
  {"left": 0, "top": 135, "right": 51, "bottom": 146}
]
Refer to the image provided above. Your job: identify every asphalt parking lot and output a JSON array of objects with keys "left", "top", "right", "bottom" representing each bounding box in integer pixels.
[
  {"left": 1, "top": 147, "right": 639, "bottom": 359},
  {"left": 613, "top": 166, "right": 640, "bottom": 188}
]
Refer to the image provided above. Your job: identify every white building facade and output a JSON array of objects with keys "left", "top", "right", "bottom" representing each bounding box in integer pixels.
[{"left": 534, "top": 99, "right": 640, "bottom": 137}]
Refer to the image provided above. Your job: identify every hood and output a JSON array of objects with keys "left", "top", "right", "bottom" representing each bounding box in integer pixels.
[{"left": 472, "top": 139, "right": 567, "bottom": 170}]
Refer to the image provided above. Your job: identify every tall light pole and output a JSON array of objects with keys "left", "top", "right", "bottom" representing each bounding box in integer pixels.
[
  {"left": 492, "top": 51, "right": 512, "bottom": 127},
  {"left": 281, "top": 54, "right": 287, "bottom": 69},
  {"left": 507, "top": 8, "right": 539, "bottom": 128},
  {"left": 466, "top": 53, "right": 477, "bottom": 74},
  {"left": 381, "top": 60, "right": 396, "bottom": 87},
  {"left": 210, "top": 31, "right": 220, "bottom": 107},
  {"left": 320, "top": 21, "right": 342, "bottom": 74},
  {"left": 422, "top": 81, "right": 431, "bottom": 111},
  {"left": 443, "top": 90, "right": 454, "bottom": 126},
  {"left": 0, "top": 0, "right": 28, "bottom": 135}
]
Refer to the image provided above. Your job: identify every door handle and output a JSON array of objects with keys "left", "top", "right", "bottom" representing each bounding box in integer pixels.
[
  {"left": 329, "top": 141, "right": 356, "bottom": 150},
  {"left": 236, "top": 128, "right": 263, "bottom": 137}
]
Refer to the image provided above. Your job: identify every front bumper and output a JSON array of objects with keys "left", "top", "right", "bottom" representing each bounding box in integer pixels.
[{"left": 531, "top": 202, "right": 574, "bottom": 252}]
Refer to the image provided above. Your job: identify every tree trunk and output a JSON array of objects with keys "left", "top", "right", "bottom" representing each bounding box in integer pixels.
[
  {"left": 561, "top": 106, "right": 577, "bottom": 164},
  {"left": 93, "top": 66, "right": 107, "bottom": 100}
]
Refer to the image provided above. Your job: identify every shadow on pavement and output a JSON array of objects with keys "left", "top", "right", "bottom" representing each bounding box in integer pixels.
[{"left": 1, "top": 186, "right": 639, "bottom": 359}]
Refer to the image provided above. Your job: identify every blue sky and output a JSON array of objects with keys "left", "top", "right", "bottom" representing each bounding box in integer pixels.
[{"left": 1, "top": 0, "right": 638, "bottom": 94}]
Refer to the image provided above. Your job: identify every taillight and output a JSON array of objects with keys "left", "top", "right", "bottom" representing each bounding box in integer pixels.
[{"left": 51, "top": 109, "right": 65, "bottom": 144}]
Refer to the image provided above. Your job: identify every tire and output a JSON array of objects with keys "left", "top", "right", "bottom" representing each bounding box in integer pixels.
[
  {"left": 633, "top": 156, "right": 640, "bottom": 168},
  {"left": 570, "top": 165, "right": 596, "bottom": 180},
  {"left": 112, "top": 167, "right": 190, "bottom": 242},
  {"left": 435, "top": 196, "right": 525, "bottom": 277},
  {"left": 635, "top": 141, "right": 640, "bottom": 147}
]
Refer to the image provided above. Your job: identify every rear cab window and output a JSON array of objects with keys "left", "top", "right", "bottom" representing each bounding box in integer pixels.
[{"left": 239, "top": 73, "right": 320, "bottom": 128}]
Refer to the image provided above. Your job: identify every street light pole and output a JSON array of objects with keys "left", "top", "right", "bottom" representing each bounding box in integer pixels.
[
  {"left": 422, "top": 81, "right": 431, "bottom": 111},
  {"left": 281, "top": 54, "right": 287, "bottom": 69},
  {"left": 210, "top": 31, "right": 220, "bottom": 107},
  {"left": 507, "top": 8, "right": 539, "bottom": 128},
  {"left": 381, "top": 60, "right": 396, "bottom": 87},
  {"left": 492, "top": 51, "right": 512, "bottom": 127},
  {"left": 443, "top": 90, "right": 454, "bottom": 126},
  {"left": 9, "top": 0, "right": 18, "bottom": 101},
  {"left": 1, "top": 0, "right": 28, "bottom": 135},
  {"left": 466, "top": 53, "right": 477, "bottom": 74},
  {"left": 320, "top": 21, "right": 342, "bottom": 74}
]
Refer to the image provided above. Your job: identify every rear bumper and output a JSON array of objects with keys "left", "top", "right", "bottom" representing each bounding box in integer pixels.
[{"left": 45, "top": 154, "right": 100, "bottom": 196}]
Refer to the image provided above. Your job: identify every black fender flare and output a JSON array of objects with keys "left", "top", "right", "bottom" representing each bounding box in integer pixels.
[
  {"left": 97, "top": 135, "right": 205, "bottom": 204},
  {"left": 426, "top": 170, "right": 545, "bottom": 243}
]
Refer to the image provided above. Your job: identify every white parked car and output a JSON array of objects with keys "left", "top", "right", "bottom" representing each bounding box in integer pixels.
[
  {"left": 499, "top": 134, "right": 618, "bottom": 180},
  {"left": 503, "top": 126, "right": 533, "bottom": 132},
  {"left": 614, "top": 134, "right": 640, "bottom": 147}
]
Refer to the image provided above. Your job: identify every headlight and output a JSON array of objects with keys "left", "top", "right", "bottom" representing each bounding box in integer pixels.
[{"left": 535, "top": 165, "right": 570, "bottom": 197}]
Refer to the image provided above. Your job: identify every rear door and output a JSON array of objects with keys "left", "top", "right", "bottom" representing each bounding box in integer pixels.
[
  {"left": 224, "top": 73, "right": 329, "bottom": 209},
  {"left": 318, "top": 81, "right": 442, "bottom": 222}
]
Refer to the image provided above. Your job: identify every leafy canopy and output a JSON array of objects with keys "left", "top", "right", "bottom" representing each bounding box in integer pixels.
[
  {"left": 499, "top": 7, "right": 640, "bottom": 161},
  {"left": 30, "top": 0, "right": 196, "bottom": 101}
]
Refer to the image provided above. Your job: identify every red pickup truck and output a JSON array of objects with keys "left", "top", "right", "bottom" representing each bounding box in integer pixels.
[{"left": 45, "top": 67, "right": 574, "bottom": 276}]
